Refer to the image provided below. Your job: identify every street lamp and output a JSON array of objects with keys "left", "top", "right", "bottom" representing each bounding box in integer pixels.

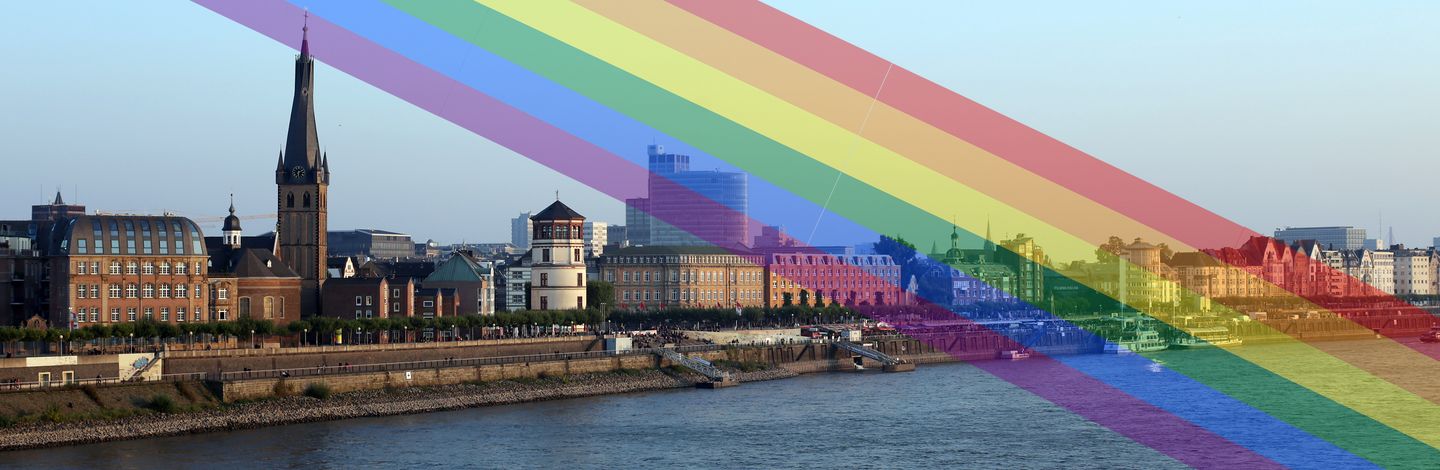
[
  {"left": 250, "top": 329, "right": 255, "bottom": 349},
  {"left": 302, "top": 328, "right": 308, "bottom": 347}
]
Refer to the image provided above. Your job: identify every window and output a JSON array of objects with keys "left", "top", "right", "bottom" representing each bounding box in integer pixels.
[
  {"left": 263, "top": 296, "right": 274, "bottom": 319},
  {"left": 539, "top": 273, "right": 548, "bottom": 287},
  {"left": 160, "top": 308, "right": 169, "bottom": 322},
  {"left": 126, "top": 262, "right": 137, "bottom": 275},
  {"left": 142, "top": 284, "right": 154, "bottom": 298},
  {"left": 143, "top": 308, "right": 153, "bottom": 320},
  {"left": 76, "top": 286, "right": 85, "bottom": 299},
  {"left": 76, "top": 262, "right": 87, "bottom": 275},
  {"left": 127, "top": 308, "right": 137, "bottom": 322},
  {"left": 303, "top": 192, "right": 311, "bottom": 208},
  {"left": 287, "top": 192, "right": 295, "bottom": 208},
  {"left": 125, "top": 284, "right": 137, "bottom": 298},
  {"left": 574, "top": 248, "right": 581, "bottom": 260},
  {"left": 159, "top": 284, "right": 170, "bottom": 298},
  {"left": 539, "top": 296, "right": 548, "bottom": 310},
  {"left": 175, "top": 263, "right": 186, "bottom": 275},
  {"left": 216, "top": 287, "right": 228, "bottom": 300},
  {"left": 423, "top": 300, "right": 434, "bottom": 308},
  {"left": 90, "top": 262, "right": 99, "bottom": 274},
  {"left": 605, "top": 270, "right": 614, "bottom": 282},
  {"left": 278, "top": 298, "right": 285, "bottom": 319},
  {"left": 175, "top": 284, "right": 187, "bottom": 298},
  {"left": 110, "top": 308, "right": 119, "bottom": 322},
  {"left": 142, "top": 263, "right": 154, "bottom": 275},
  {"left": 542, "top": 249, "right": 551, "bottom": 263},
  {"left": 217, "top": 309, "right": 228, "bottom": 321},
  {"left": 239, "top": 297, "right": 251, "bottom": 317},
  {"left": 89, "top": 285, "right": 98, "bottom": 298},
  {"left": 194, "top": 310, "right": 202, "bottom": 322},
  {"left": 355, "top": 295, "right": 362, "bottom": 306},
  {"left": 577, "top": 273, "right": 584, "bottom": 286},
  {"left": 159, "top": 263, "right": 170, "bottom": 275},
  {"left": 177, "top": 307, "right": 186, "bottom": 322},
  {"left": 365, "top": 296, "right": 373, "bottom": 306},
  {"left": 577, "top": 296, "right": 584, "bottom": 309},
  {"left": 392, "top": 288, "right": 400, "bottom": 297}
]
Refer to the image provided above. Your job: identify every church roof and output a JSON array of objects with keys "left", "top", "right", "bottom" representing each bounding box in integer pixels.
[{"left": 530, "top": 200, "right": 584, "bottom": 221}]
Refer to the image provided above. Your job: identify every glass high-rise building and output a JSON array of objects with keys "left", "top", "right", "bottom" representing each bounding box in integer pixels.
[
  {"left": 643, "top": 145, "right": 748, "bottom": 247},
  {"left": 1273, "top": 226, "right": 1366, "bottom": 251}
]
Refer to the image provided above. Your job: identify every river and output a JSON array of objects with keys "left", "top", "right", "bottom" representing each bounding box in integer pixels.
[{"left": 5, "top": 361, "right": 1187, "bottom": 469}]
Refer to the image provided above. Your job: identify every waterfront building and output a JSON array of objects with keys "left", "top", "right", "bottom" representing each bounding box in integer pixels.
[
  {"left": 321, "top": 276, "right": 412, "bottom": 319},
  {"left": 328, "top": 229, "right": 414, "bottom": 260},
  {"left": 528, "top": 200, "right": 587, "bottom": 310},
  {"left": 1273, "top": 226, "right": 1366, "bottom": 251},
  {"left": 996, "top": 234, "right": 1048, "bottom": 302},
  {"left": 600, "top": 246, "right": 765, "bottom": 310},
  {"left": 421, "top": 250, "right": 496, "bottom": 315},
  {"left": 763, "top": 252, "right": 901, "bottom": 307},
  {"left": 1, "top": 214, "right": 213, "bottom": 327},
  {"left": 206, "top": 200, "right": 302, "bottom": 325},
  {"left": 510, "top": 212, "right": 533, "bottom": 250},
  {"left": 498, "top": 252, "right": 531, "bottom": 311},
  {"left": 1391, "top": 246, "right": 1437, "bottom": 296},
  {"left": 275, "top": 20, "right": 330, "bottom": 316}
]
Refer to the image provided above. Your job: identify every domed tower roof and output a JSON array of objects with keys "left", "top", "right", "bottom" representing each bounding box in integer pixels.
[
  {"left": 530, "top": 199, "right": 584, "bottom": 221},
  {"left": 222, "top": 195, "right": 242, "bottom": 232}
]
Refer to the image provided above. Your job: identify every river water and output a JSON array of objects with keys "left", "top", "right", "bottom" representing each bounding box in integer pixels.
[{"left": 5, "top": 361, "right": 1188, "bottom": 469}]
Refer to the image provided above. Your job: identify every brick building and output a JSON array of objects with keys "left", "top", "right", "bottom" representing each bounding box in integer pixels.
[
  {"left": 762, "top": 252, "right": 902, "bottom": 307},
  {"left": 206, "top": 201, "right": 302, "bottom": 325}
]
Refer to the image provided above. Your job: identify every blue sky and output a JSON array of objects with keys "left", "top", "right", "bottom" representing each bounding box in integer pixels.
[{"left": 2, "top": 1, "right": 1436, "bottom": 246}]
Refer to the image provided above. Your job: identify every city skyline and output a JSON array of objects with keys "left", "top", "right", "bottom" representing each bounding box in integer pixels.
[{"left": 3, "top": 1, "right": 1436, "bottom": 246}]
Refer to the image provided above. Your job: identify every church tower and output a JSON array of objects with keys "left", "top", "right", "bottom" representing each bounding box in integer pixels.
[{"left": 275, "top": 15, "right": 329, "bottom": 315}]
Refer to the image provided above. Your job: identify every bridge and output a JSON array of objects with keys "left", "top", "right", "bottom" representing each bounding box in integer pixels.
[
  {"left": 833, "top": 341, "right": 915, "bottom": 372},
  {"left": 652, "top": 348, "right": 737, "bottom": 388}
]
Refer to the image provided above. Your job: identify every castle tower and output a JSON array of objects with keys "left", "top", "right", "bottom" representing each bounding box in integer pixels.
[
  {"left": 528, "top": 199, "right": 587, "bottom": 310},
  {"left": 275, "top": 14, "right": 329, "bottom": 315}
]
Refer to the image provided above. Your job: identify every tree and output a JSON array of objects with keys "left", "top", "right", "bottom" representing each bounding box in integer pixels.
[
  {"left": 1095, "top": 236, "right": 1125, "bottom": 262},
  {"left": 586, "top": 280, "right": 615, "bottom": 310},
  {"left": 798, "top": 290, "right": 810, "bottom": 307},
  {"left": 782, "top": 292, "right": 794, "bottom": 307}
]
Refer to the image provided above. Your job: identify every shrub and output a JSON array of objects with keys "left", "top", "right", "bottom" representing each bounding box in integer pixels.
[
  {"left": 0, "top": 414, "right": 13, "bottom": 428},
  {"left": 176, "top": 383, "right": 200, "bottom": 402},
  {"left": 41, "top": 404, "right": 65, "bottom": 423},
  {"left": 303, "top": 382, "right": 332, "bottom": 400},
  {"left": 148, "top": 394, "right": 177, "bottom": 413}
]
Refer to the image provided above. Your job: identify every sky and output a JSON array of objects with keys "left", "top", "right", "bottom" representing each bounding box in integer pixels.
[{"left": 2, "top": 1, "right": 1436, "bottom": 247}]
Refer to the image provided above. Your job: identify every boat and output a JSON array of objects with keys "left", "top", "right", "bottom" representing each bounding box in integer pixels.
[
  {"left": 1170, "top": 326, "right": 1243, "bottom": 349},
  {"left": 997, "top": 349, "right": 1030, "bottom": 360},
  {"left": 1105, "top": 326, "right": 1169, "bottom": 354},
  {"left": 1421, "top": 327, "right": 1440, "bottom": 343}
]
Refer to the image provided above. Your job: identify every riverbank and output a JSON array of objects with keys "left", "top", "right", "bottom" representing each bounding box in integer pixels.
[{"left": 0, "top": 366, "right": 797, "bottom": 451}]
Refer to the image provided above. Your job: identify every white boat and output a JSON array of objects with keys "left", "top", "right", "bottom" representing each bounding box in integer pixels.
[
  {"left": 1170, "top": 326, "right": 1243, "bottom": 349},
  {"left": 997, "top": 350, "right": 1031, "bottom": 360}
]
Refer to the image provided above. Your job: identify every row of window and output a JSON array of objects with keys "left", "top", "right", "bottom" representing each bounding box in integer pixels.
[
  {"left": 538, "top": 248, "right": 584, "bottom": 263},
  {"left": 73, "top": 306, "right": 201, "bottom": 323},
  {"left": 75, "top": 260, "right": 200, "bottom": 276},
  {"left": 621, "top": 289, "right": 760, "bottom": 302},
  {"left": 771, "top": 279, "right": 888, "bottom": 290},
  {"left": 75, "top": 283, "right": 202, "bottom": 299},
  {"left": 606, "top": 269, "right": 762, "bottom": 285},
  {"left": 237, "top": 296, "right": 285, "bottom": 320}
]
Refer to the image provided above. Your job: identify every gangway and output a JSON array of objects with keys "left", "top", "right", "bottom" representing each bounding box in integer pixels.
[
  {"left": 833, "top": 341, "right": 915, "bottom": 372},
  {"left": 652, "top": 348, "right": 736, "bottom": 388}
]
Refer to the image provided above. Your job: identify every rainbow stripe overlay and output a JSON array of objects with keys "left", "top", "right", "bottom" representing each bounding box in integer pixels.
[{"left": 192, "top": 1, "right": 1440, "bottom": 467}]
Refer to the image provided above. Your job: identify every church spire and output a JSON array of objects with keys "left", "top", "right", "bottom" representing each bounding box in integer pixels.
[{"left": 279, "top": 11, "right": 321, "bottom": 184}]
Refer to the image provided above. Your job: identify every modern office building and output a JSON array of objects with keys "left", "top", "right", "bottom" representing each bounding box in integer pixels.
[
  {"left": 328, "top": 229, "right": 414, "bottom": 260},
  {"left": 643, "top": 145, "right": 748, "bottom": 247},
  {"left": 584, "top": 221, "right": 608, "bottom": 257},
  {"left": 1273, "top": 226, "right": 1366, "bottom": 251}
]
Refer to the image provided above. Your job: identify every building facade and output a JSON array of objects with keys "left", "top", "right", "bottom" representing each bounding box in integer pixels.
[
  {"left": 528, "top": 200, "right": 587, "bottom": 310},
  {"left": 510, "top": 212, "right": 532, "bottom": 250},
  {"left": 1273, "top": 226, "right": 1366, "bottom": 251},
  {"left": 328, "top": 229, "right": 414, "bottom": 260},
  {"left": 583, "top": 221, "right": 608, "bottom": 258},
  {"left": 763, "top": 252, "right": 901, "bottom": 308},
  {"left": 601, "top": 246, "right": 765, "bottom": 310}
]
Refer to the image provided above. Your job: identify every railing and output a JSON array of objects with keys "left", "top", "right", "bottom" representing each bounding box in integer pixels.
[
  {"left": 0, "top": 372, "right": 206, "bottom": 392},
  {"left": 217, "top": 343, "right": 738, "bottom": 381},
  {"left": 653, "top": 348, "right": 731, "bottom": 381},
  {"left": 833, "top": 341, "right": 903, "bottom": 366}
]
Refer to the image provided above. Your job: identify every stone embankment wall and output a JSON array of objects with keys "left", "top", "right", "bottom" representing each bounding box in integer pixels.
[{"left": 167, "top": 337, "right": 601, "bottom": 377}]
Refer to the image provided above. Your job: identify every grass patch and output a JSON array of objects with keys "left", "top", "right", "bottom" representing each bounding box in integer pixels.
[
  {"left": 176, "top": 382, "right": 201, "bottom": 402},
  {"left": 303, "top": 382, "right": 332, "bottom": 400},
  {"left": 80, "top": 384, "right": 103, "bottom": 404},
  {"left": 0, "top": 414, "right": 13, "bottom": 428},
  {"left": 272, "top": 380, "right": 295, "bottom": 397}
]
